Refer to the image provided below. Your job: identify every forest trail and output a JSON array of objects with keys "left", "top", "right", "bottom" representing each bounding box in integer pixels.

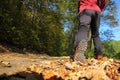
[
  {"left": 0, "top": 53, "right": 120, "bottom": 80},
  {"left": 0, "top": 45, "right": 120, "bottom": 80}
]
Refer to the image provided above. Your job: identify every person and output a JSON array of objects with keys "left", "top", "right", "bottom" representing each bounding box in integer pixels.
[{"left": 73, "top": 0, "right": 108, "bottom": 62}]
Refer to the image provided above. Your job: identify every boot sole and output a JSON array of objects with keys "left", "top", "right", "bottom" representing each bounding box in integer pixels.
[{"left": 74, "top": 40, "right": 87, "bottom": 62}]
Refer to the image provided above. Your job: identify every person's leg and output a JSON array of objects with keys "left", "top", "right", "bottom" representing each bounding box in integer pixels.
[
  {"left": 74, "top": 10, "right": 92, "bottom": 62},
  {"left": 74, "top": 10, "right": 91, "bottom": 48},
  {"left": 91, "top": 11, "right": 102, "bottom": 59}
]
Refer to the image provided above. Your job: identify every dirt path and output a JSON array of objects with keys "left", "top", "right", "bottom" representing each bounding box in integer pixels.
[
  {"left": 0, "top": 52, "right": 120, "bottom": 80},
  {"left": 0, "top": 53, "right": 52, "bottom": 75}
]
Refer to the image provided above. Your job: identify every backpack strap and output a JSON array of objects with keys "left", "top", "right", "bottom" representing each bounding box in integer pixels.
[{"left": 97, "top": 0, "right": 101, "bottom": 7}]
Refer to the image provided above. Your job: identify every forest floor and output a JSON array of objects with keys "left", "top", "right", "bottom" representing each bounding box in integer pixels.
[{"left": 0, "top": 44, "right": 120, "bottom": 80}]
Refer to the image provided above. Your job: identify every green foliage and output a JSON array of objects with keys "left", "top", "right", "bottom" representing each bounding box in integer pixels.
[
  {"left": 0, "top": 0, "right": 67, "bottom": 56},
  {"left": 102, "top": 40, "right": 120, "bottom": 59},
  {"left": 87, "top": 40, "right": 120, "bottom": 59}
]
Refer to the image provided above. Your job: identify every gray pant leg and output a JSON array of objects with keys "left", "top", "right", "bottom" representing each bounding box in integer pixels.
[{"left": 74, "top": 10, "right": 91, "bottom": 48}]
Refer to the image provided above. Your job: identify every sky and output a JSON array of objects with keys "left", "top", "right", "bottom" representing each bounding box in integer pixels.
[
  {"left": 100, "top": 0, "right": 120, "bottom": 40},
  {"left": 111, "top": 0, "right": 120, "bottom": 40}
]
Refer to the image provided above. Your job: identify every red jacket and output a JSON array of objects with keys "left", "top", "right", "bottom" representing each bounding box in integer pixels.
[{"left": 78, "top": 0, "right": 108, "bottom": 13}]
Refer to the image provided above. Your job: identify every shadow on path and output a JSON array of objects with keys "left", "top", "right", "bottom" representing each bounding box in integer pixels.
[{"left": 0, "top": 71, "right": 63, "bottom": 80}]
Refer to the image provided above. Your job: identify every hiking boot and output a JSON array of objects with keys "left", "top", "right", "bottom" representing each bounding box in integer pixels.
[
  {"left": 73, "top": 40, "right": 87, "bottom": 62},
  {"left": 95, "top": 54, "right": 103, "bottom": 60}
]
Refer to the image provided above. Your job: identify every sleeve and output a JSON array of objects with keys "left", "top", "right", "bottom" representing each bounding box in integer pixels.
[{"left": 100, "top": 0, "right": 108, "bottom": 11}]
